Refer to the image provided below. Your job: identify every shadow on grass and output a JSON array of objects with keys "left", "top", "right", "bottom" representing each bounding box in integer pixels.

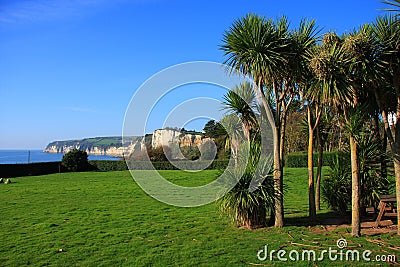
[
  {"left": 285, "top": 211, "right": 398, "bottom": 231},
  {"left": 284, "top": 211, "right": 351, "bottom": 227}
]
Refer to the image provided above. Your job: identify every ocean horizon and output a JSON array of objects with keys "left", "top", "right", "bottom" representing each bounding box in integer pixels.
[{"left": 0, "top": 150, "right": 121, "bottom": 164}]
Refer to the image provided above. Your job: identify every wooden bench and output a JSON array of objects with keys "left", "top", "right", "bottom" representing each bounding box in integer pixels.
[{"left": 374, "top": 194, "right": 397, "bottom": 227}]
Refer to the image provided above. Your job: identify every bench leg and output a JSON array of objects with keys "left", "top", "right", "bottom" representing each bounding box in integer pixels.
[{"left": 374, "top": 201, "right": 386, "bottom": 228}]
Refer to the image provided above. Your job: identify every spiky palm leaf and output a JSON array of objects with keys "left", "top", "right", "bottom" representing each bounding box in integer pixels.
[
  {"left": 223, "top": 82, "right": 257, "bottom": 141},
  {"left": 382, "top": 0, "right": 400, "bottom": 17},
  {"left": 218, "top": 142, "right": 275, "bottom": 228},
  {"left": 220, "top": 14, "right": 289, "bottom": 85}
]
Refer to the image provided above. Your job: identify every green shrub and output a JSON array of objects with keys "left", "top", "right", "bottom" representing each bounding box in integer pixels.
[
  {"left": 218, "top": 142, "right": 275, "bottom": 229},
  {"left": 322, "top": 137, "right": 391, "bottom": 214},
  {"left": 284, "top": 151, "right": 340, "bottom": 168},
  {"left": 62, "top": 150, "right": 89, "bottom": 172},
  {"left": 89, "top": 160, "right": 128, "bottom": 171},
  {"left": 92, "top": 159, "right": 229, "bottom": 171},
  {"left": 321, "top": 154, "right": 352, "bottom": 214}
]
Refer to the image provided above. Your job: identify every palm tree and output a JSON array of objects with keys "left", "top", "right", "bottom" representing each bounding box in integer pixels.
[
  {"left": 288, "top": 19, "right": 320, "bottom": 220},
  {"left": 219, "top": 114, "right": 246, "bottom": 168},
  {"left": 221, "top": 14, "right": 291, "bottom": 227},
  {"left": 371, "top": 15, "right": 400, "bottom": 234},
  {"left": 309, "top": 32, "right": 371, "bottom": 236},
  {"left": 315, "top": 113, "right": 332, "bottom": 210},
  {"left": 223, "top": 82, "right": 257, "bottom": 143}
]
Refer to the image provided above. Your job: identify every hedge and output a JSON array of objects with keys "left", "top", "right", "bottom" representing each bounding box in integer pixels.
[
  {"left": 284, "top": 151, "right": 340, "bottom": 168},
  {"left": 0, "top": 159, "right": 230, "bottom": 177},
  {"left": 0, "top": 161, "right": 63, "bottom": 178},
  {"left": 91, "top": 160, "right": 229, "bottom": 171},
  {"left": 89, "top": 160, "right": 128, "bottom": 171}
]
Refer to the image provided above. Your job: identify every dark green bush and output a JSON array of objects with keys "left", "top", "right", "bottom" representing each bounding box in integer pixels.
[
  {"left": 322, "top": 137, "right": 391, "bottom": 214},
  {"left": 89, "top": 160, "right": 128, "bottom": 171},
  {"left": 321, "top": 154, "right": 352, "bottom": 214},
  {"left": 284, "top": 151, "right": 340, "bottom": 168},
  {"left": 0, "top": 162, "right": 62, "bottom": 178},
  {"left": 62, "top": 150, "right": 89, "bottom": 172},
  {"left": 92, "top": 160, "right": 229, "bottom": 171}
]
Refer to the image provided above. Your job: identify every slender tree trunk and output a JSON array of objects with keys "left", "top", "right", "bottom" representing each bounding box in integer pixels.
[
  {"left": 307, "top": 107, "right": 316, "bottom": 220},
  {"left": 393, "top": 69, "right": 400, "bottom": 236},
  {"left": 350, "top": 135, "right": 361, "bottom": 237},
  {"left": 382, "top": 130, "right": 388, "bottom": 179},
  {"left": 316, "top": 129, "right": 323, "bottom": 211},
  {"left": 254, "top": 81, "right": 284, "bottom": 228},
  {"left": 244, "top": 126, "right": 251, "bottom": 145},
  {"left": 273, "top": 125, "right": 284, "bottom": 228},
  {"left": 395, "top": 157, "right": 400, "bottom": 236},
  {"left": 373, "top": 91, "right": 398, "bottom": 234},
  {"left": 280, "top": 115, "right": 287, "bottom": 165},
  {"left": 308, "top": 128, "right": 316, "bottom": 219}
]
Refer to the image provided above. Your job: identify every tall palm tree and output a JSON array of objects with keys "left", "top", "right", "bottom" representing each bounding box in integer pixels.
[
  {"left": 315, "top": 112, "right": 332, "bottom": 210},
  {"left": 288, "top": 19, "right": 320, "bottom": 220},
  {"left": 371, "top": 15, "right": 400, "bottom": 234},
  {"left": 221, "top": 14, "right": 290, "bottom": 227},
  {"left": 309, "top": 32, "right": 371, "bottom": 236},
  {"left": 340, "top": 25, "right": 379, "bottom": 237}
]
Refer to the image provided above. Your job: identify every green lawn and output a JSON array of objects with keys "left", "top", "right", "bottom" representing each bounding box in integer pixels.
[{"left": 0, "top": 169, "right": 398, "bottom": 266}]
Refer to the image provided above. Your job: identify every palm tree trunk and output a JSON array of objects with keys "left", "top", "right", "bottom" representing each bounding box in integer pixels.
[
  {"left": 307, "top": 108, "right": 316, "bottom": 220},
  {"left": 381, "top": 130, "right": 387, "bottom": 179},
  {"left": 280, "top": 115, "right": 287, "bottom": 164},
  {"left": 254, "top": 81, "right": 284, "bottom": 228},
  {"left": 316, "top": 129, "right": 323, "bottom": 211},
  {"left": 244, "top": 126, "right": 251, "bottom": 145},
  {"left": 393, "top": 69, "right": 400, "bottom": 236},
  {"left": 378, "top": 104, "right": 399, "bottom": 235},
  {"left": 273, "top": 125, "right": 284, "bottom": 228},
  {"left": 395, "top": 157, "right": 400, "bottom": 236},
  {"left": 350, "top": 135, "right": 361, "bottom": 237}
]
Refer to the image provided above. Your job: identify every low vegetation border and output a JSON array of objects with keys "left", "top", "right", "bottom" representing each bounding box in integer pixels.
[
  {"left": 0, "top": 160, "right": 230, "bottom": 177},
  {"left": 285, "top": 151, "right": 341, "bottom": 168}
]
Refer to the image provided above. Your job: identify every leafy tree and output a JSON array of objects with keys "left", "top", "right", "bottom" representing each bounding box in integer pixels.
[
  {"left": 199, "top": 140, "right": 217, "bottom": 160},
  {"left": 148, "top": 146, "right": 171, "bottom": 162},
  {"left": 62, "top": 149, "right": 89, "bottom": 172},
  {"left": 203, "top": 120, "right": 217, "bottom": 138},
  {"left": 180, "top": 146, "right": 200, "bottom": 160}
]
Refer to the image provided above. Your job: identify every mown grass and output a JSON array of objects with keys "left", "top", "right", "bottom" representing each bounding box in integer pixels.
[{"left": 0, "top": 168, "right": 399, "bottom": 266}]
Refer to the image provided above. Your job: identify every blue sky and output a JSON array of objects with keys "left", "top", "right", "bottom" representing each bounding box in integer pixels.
[{"left": 0, "top": 0, "right": 389, "bottom": 149}]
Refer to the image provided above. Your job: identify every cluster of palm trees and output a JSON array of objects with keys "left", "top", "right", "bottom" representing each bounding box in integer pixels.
[{"left": 219, "top": 5, "right": 399, "bottom": 236}]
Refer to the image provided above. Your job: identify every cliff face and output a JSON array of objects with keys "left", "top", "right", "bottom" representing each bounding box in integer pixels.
[
  {"left": 151, "top": 129, "right": 208, "bottom": 148},
  {"left": 44, "top": 136, "right": 145, "bottom": 157},
  {"left": 44, "top": 129, "right": 210, "bottom": 158}
]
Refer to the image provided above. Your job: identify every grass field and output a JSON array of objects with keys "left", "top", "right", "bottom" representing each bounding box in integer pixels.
[{"left": 0, "top": 168, "right": 399, "bottom": 266}]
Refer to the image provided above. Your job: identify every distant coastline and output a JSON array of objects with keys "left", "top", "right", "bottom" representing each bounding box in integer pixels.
[{"left": 0, "top": 150, "right": 121, "bottom": 164}]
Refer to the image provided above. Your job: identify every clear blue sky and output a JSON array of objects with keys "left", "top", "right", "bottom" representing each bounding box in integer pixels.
[{"left": 0, "top": 0, "right": 388, "bottom": 149}]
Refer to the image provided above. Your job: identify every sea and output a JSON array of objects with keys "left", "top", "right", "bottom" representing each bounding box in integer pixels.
[{"left": 0, "top": 150, "right": 121, "bottom": 164}]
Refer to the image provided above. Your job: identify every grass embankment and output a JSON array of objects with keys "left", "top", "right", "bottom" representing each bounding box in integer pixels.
[{"left": 0, "top": 169, "right": 398, "bottom": 266}]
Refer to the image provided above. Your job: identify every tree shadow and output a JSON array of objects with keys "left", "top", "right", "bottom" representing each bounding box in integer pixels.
[{"left": 284, "top": 211, "right": 351, "bottom": 227}]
